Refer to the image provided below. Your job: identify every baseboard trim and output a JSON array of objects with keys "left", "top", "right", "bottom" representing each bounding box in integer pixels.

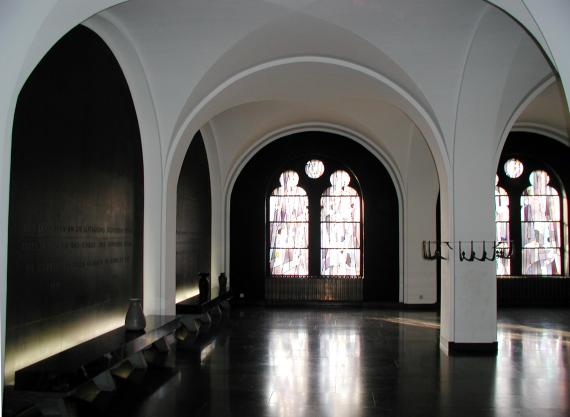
[{"left": 448, "top": 341, "right": 498, "bottom": 356}]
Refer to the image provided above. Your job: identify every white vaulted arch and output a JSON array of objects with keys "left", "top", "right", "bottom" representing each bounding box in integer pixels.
[
  {"left": 82, "top": 14, "right": 164, "bottom": 316},
  {"left": 162, "top": 57, "right": 453, "bottom": 314}
]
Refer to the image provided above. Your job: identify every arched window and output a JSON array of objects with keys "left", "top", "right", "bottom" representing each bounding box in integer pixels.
[
  {"left": 267, "top": 160, "right": 363, "bottom": 278},
  {"left": 321, "top": 170, "right": 361, "bottom": 276},
  {"left": 521, "top": 170, "right": 561, "bottom": 275},
  {"left": 268, "top": 171, "right": 309, "bottom": 275},
  {"left": 495, "top": 156, "right": 565, "bottom": 277},
  {"left": 495, "top": 175, "right": 510, "bottom": 275}
]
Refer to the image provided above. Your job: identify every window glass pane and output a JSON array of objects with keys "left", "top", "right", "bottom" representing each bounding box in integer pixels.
[
  {"left": 495, "top": 186, "right": 509, "bottom": 222},
  {"left": 269, "top": 170, "right": 308, "bottom": 276},
  {"left": 495, "top": 182, "right": 510, "bottom": 275},
  {"left": 321, "top": 196, "right": 360, "bottom": 221},
  {"left": 528, "top": 170, "right": 555, "bottom": 194},
  {"left": 321, "top": 249, "right": 361, "bottom": 276},
  {"left": 321, "top": 223, "right": 360, "bottom": 248},
  {"left": 270, "top": 248, "right": 309, "bottom": 275},
  {"left": 496, "top": 241, "right": 511, "bottom": 276},
  {"left": 305, "top": 159, "right": 325, "bottom": 179},
  {"left": 504, "top": 158, "right": 524, "bottom": 178},
  {"left": 496, "top": 222, "right": 510, "bottom": 246},
  {"left": 520, "top": 170, "right": 562, "bottom": 276},
  {"left": 521, "top": 248, "right": 561, "bottom": 275},
  {"left": 330, "top": 170, "right": 351, "bottom": 188},
  {"left": 522, "top": 222, "right": 561, "bottom": 248},
  {"left": 275, "top": 171, "right": 303, "bottom": 192},
  {"left": 521, "top": 196, "right": 560, "bottom": 221},
  {"left": 320, "top": 170, "right": 361, "bottom": 277},
  {"left": 270, "top": 223, "right": 308, "bottom": 248},
  {"left": 269, "top": 196, "right": 308, "bottom": 222}
]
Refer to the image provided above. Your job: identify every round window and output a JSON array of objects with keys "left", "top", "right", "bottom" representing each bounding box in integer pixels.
[
  {"left": 305, "top": 159, "right": 325, "bottom": 179},
  {"left": 504, "top": 158, "right": 524, "bottom": 178}
]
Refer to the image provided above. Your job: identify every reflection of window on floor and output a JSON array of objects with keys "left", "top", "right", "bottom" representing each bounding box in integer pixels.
[
  {"left": 268, "top": 171, "right": 308, "bottom": 275},
  {"left": 267, "top": 160, "right": 362, "bottom": 277},
  {"left": 495, "top": 158, "right": 565, "bottom": 276}
]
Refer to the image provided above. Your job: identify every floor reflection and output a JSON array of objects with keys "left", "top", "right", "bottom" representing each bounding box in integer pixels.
[
  {"left": 76, "top": 308, "right": 570, "bottom": 417},
  {"left": 265, "top": 315, "right": 365, "bottom": 417},
  {"left": 495, "top": 318, "right": 570, "bottom": 414}
]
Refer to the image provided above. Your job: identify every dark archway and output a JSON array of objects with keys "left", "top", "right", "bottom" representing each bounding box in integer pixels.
[
  {"left": 176, "top": 132, "right": 212, "bottom": 302},
  {"left": 230, "top": 131, "right": 398, "bottom": 303},
  {"left": 6, "top": 25, "right": 143, "bottom": 381}
]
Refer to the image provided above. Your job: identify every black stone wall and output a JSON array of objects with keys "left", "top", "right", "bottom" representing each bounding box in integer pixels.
[
  {"left": 230, "top": 131, "right": 399, "bottom": 303},
  {"left": 6, "top": 25, "right": 143, "bottom": 379},
  {"left": 176, "top": 133, "right": 212, "bottom": 300}
]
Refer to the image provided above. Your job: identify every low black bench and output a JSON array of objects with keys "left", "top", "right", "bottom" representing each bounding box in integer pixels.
[
  {"left": 11, "top": 315, "right": 180, "bottom": 417},
  {"left": 175, "top": 292, "right": 233, "bottom": 345}
]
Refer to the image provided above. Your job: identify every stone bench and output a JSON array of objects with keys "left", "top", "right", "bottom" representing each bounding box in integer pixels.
[
  {"left": 10, "top": 315, "right": 180, "bottom": 417},
  {"left": 175, "top": 292, "right": 233, "bottom": 345}
]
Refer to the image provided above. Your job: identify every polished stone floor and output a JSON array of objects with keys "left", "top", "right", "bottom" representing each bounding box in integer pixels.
[{"left": 80, "top": 307, "right": 569, "bottom": 417}]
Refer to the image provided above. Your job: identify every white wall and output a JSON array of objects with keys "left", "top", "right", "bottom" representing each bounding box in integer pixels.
[
  {"left": 200, "top": 124, "right": 224, "bottom": 297},
  {"left": 488, "top": 0, "right": 570, "bottom": 100},
  {"left": 404, "top": 129, "right": 440, "bottom": 303},
  {"left": 83, "top": 14, "right": 165, "bottom": 317}
]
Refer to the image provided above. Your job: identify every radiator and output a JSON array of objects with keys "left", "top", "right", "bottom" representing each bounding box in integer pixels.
[{"left": 265, "top": 277, "right": 363, "bottom": 302}]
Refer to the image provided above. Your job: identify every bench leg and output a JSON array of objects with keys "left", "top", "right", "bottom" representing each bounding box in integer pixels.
[
  {"left": 177, "top": 316, "right": 200, "bottom": 345},
  {"left": 211, "top": 305, "right": 223, "bottom": 322},
  {"left": 199, "top": 312, "right": 212, "bottom": 328},
  {"left": 128, "top": 351, "right": 148, "bottom": 369},
  {"left": 37, "top": 398, "right": 76, "bottom": 417},
  {"left": 153, "top": 335, "right": 173, "bottom": 353},
  {"left": 92, "top": 370, "right": 116, "bottom": 392},
  {"left": 179, "top": 316, "right": 200, "bottom": 334}
]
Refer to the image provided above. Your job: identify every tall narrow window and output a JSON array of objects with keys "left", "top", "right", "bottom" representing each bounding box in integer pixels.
[
  {"left": 521, "top": 170, "right": 561, "bottom": 275},
  {"left": 495, "top": 175, "right": 510, "bottom": 275},
  {"left": 269, "top": 171, "right": 309, "bottom": 275},
  {"left": 321, "top": 170, "right": 361, "bottom": 276}
]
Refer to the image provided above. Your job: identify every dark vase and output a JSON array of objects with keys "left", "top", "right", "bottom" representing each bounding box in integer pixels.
[
  {"left": 199, "top": 272, "right": 210, "bottom": 304},
  {"left": 125, "top": 298, "right": 146, "bottom": 331},
  {"left": 219, "top": 272, "right": 228, "bottom": 295}
]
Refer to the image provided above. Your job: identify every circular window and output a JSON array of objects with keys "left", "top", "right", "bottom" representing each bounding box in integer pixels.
[
  {"left": 504, "top": 159, "right": 524, "bottom": 178},
  {"left": 305, "top": 159, "right": 325, "bottom": 179}
]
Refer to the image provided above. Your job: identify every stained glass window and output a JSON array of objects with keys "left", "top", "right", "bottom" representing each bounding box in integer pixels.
[
  {"left": 495, "top": 175, "right": 510, "bottom": 275},
  {"left": 520, "top": 170, "right": 561, "bottom": 275},
  {"left": 504, "top": 158, "right": 524, "bottom": 179},
  {"left": 321, "top": 170, "right": 361, "bottom": 275},
  {"left": 269, "top": 171, "right": 309, "bottom": 275},
  {"left": 305, "top": 160, "right": 325, "bottom": 179}
]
